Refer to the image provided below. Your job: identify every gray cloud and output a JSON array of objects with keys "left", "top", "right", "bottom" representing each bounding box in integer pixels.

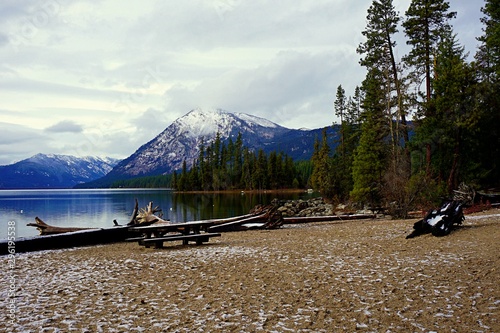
[
  {"left": 45, "top": 120, "right": 83, "bottom": 133},
  {"left": 0, "top": 122, "right": 47, "bottom": 164},
  {"left": 164, "top": 50, "right": 363, "bottom": 128},
  {"left": 0, "top": 0, "right": 486, "bottom": 163}
]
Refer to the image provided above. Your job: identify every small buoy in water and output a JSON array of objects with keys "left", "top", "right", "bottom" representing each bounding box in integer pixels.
[{"left": 20, "top": 209, "right": 23, "bottom": 214}]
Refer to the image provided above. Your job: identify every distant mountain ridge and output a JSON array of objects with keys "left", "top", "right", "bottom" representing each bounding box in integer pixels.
[
  {"left": 0, "top": 154, "right": 120, "bottom": 189},
  {"left": 83, "top": 108, "right": 338, "bottom": 187}
]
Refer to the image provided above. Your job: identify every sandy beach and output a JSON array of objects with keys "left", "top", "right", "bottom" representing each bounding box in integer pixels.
[{"left": 2, "top": 209, "right": 499, "bottom": 332}]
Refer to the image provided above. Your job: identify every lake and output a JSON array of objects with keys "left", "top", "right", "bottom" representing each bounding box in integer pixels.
[{"left": 0, "top": 189, "right": 319, "bottom": 239}]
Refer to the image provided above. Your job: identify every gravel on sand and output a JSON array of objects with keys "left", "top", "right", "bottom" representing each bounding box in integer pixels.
[{"left": 1, "top": 209, "right": 499, "bottom": 332}]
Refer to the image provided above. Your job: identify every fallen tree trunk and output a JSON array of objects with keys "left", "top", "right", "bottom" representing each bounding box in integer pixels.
[
  {"left": 0, "top": 226, "right": 131, "bottom": 255},
  {"left": 28, "top": 198, "right": 146, "bottom": 235},
  {"left": 210, "top": 201, "right": 285, "bottom": 232},
  {"left": 209, "top": 213, "right": 270, "bottom": 232},
  {"left": 27, "top": 217, "right": 95, "bottom": 236}
]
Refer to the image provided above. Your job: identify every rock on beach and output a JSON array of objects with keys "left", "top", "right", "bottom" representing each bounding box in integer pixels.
[{"left": 1, "top": 209, "right": 499, "bottom": 332}]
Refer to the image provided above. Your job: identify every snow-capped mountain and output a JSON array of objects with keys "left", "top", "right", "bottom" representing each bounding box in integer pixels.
[
  {"left": 105, "top": 108, "right": 289, "bottom": 178},
  {"left": 0, "top": 154, "right": 120, "bottom": 188},
  {"left": 90, "top": 108, "right": 337, "bottom": 186}
]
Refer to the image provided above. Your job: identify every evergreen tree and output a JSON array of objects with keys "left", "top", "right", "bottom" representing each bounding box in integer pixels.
[
  {"left": 232, "top": 133, "right": 244, "bottom": 188},
  {"left": 477, "top": 0, "right": 500, "bottom": 82},
  {"left": 268, "top": 151, "right": 279, "bottom": 189},
  {"left": 211, "top": 132, "right": 222, "bottom": 190},
  {"left": 241, "top": 148, "right": 254, "bottom": 189},
  {"left": 358, "top": 0, "right": 410, "bottom": 169},
  {"left": 283, "top": 154, "right": 296, "bottom": 188},
  {"left": 310, "top": 135, "right": 321, "bottom": 189},
  {"left": 295, "top": 160, "right": 313, "bottom": 188},
  {"left": 403, "top": 0, "right": 456, "bottom": 103},
  {"left": 330, "top": 87, "right": 362, "bottom": 201},
  {"left": 403, "top": 0, "right": 456, "bottom": 173},
  {"left": 475, "top": 0, "right": 500, "bottom": 186},
  {"left": 351, "top": 69, "right": 389, "bottom": 206},
  {"left": 311, "top": 128, "right": 334, "bottom": 196},
  {"left": 253, "top": 149, "right": 268, "bottom": 190},
  {"left": 432, "top": 33, "right": 478, "bottom": 191},
  {"left": 172, "top": 171, "right": 178, "bottom": 189},
  {"left": 198, "top": 143, "right": 211, "bottom": 191},
  {"left": 334, "top": 85, "right": 347, "bottom": 158},
  {"left": 348, "top": 86, "right": 362, "bottom": 124}
]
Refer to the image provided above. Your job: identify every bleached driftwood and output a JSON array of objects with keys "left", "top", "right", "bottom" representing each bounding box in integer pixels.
[
  {"left": 134, "top": 201, "right": 170, "bottom": 225},
  {"left": 27, "top": 217, "right": 95, "bottom": 236}
]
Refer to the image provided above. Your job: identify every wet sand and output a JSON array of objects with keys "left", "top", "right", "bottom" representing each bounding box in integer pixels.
[{"left": 2, "top": 209, "right": 499, "bottom": 332}]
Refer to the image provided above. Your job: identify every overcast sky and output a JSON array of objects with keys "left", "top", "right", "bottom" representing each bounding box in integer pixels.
[{"left": 0, "top": 0, "right": 484, "bottom": 165}]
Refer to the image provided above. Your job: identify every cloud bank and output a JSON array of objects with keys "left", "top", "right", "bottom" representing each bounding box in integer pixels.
[{"left": 0, "top": 0, "right": 485, "bottom": 164}]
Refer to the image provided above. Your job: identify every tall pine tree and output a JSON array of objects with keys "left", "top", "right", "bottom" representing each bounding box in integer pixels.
[
  {"left": 403, "top": 0, "right": 456, "bottom": 174},
  {"left": 351, "top": 68, "right": 389, "bottom": 207},
  {"left": 358, "top": 0, "right": 410, "bottom": 158},
  {"left": 475, "top": 0, "right": 500, "bottom": 186}
]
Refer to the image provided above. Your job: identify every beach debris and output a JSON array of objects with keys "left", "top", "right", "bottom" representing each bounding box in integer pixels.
[
  {"left": 250, "top": 198, "right": 284, "bottom": 229},
  {"left": 453, "top": 182, "right": 476, "bottom": 206},
  {"left": 27, "top": 198, "right": 153, "bottom": 236},
  {"left": 27, "top": 217, "right": 95, "bottom": 235},
  {"left": 210, "top": 200, "right": 284, "bottom": 232},
  {"left": 133, "top": 201, "right": 169, "bottom": 225},
  {"left": 406, "top": 200, "right": 464, "bottom": 239}
]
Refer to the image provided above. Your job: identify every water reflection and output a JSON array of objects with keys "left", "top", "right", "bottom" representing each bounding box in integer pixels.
[{"left": 0, "top": 189, "right": 319, "bottom": 239}]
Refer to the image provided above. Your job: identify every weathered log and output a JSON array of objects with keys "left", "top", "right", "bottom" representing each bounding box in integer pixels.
[
  {"left": 127, "top": 198, "right": 140, "bottom": 225},
  {"left": 134, "top": 201, "right": 170, "bottom": 225},
  {"left": 27, "top": 217, "right": 95, "bottom": 236},
  {"left": 1, "top": 226, "right": 131, "bottom": 254},
  {"left": 209, "top": 213, "right": 270, "bottom": 232}
]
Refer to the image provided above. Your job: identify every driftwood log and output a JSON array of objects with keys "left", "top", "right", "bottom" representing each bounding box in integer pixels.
[
  {"left": 27, "top": 199, "right": 166, "bottom": 236},
  {"left": 27, "top": 217, "right": 95, "bottom": 236}
]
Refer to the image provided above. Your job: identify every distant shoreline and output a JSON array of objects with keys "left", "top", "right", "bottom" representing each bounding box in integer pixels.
[
  {"left": 0, "top": 188, "right": 313, "bottom": 193},
  {"left": 173, "top": 188, "right": 312, "bottom": 194}
]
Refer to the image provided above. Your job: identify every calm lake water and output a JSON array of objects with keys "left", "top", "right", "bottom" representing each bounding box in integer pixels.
[{"left": 0, "top": 189, "right": 318, "bottom": 239}]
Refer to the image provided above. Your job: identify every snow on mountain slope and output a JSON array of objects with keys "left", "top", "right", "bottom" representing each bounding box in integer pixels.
[{"left": 173, "top": 108, "right": 281, "bottom": 138}]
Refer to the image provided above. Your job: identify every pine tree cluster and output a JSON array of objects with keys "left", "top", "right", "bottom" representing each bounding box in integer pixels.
[
  {"left": 172, "top": 133, "right": 311, "bottom": 191},
  {"left": 311, "top": 0, "right": 499, "bottom": 216}
]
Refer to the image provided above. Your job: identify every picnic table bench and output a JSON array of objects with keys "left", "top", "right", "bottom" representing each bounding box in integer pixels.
[{"left": 128, "top": 221, "right": 221, "bottom": 248}]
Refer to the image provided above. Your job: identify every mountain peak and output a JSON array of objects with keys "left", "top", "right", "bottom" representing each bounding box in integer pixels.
[
  {"left": 175, "top": 108, "right": 283, "bottom": 139},
  {"left": 104, "top": 108, "right": 291, "bottom": 178}
]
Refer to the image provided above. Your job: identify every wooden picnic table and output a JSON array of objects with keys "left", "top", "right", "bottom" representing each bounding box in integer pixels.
[{"left": 128, "top": 221, "right": 221, "bottom": 248}]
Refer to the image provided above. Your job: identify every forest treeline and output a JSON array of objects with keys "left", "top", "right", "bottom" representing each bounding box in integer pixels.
[
  {"left": 113, "top": 0, "right": 499, "bottom": 217},
  {"left": 172, "top": 132, "right": 312, "bottom": 191}
]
